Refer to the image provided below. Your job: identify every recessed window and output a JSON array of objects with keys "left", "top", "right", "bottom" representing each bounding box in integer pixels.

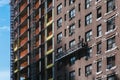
[
  {"left": 69, "top": 23, "right": 75, "bottom": 36},
  {"left": 97, "top": 24, "right": 102, "bottom": 37},
  {"left": 85, "top": 13, "right": 92, "bottom": 25},
  {"left": 107, "top": 17, "right": 115, "bottom": 32},
  {"left": 57, "top": 47, "right": 62, "bottom": 54},
  {"left": 57, "top": 3, "right": 62, "bottom": 14},
  {"left": 107, "top": 74, "right": 116, "bottom": 80},
  {"left": 69, "top": 0, "right": 75, "bottom": 5},
  {"left": 57, "top": 32, "right": 62, "bottom": 43},
  {"left": 69, "top": 71, "right": 75, "bottom": 80},
  {"left": 78, "top": 19, "right": 81, "bottom": 28},
  {"left": 78, "top": 68, "right": 81, "bottom": 76},
  {"left": 70, "top": 56, "right": 76, "bottom": 65},
  {"left": 97, "top": 6, "right": 102, "bottom": 19},
  {"left": 107, "top": 56, "right": 115, "bottom": 69},
  {"left": 85, "top": 47, "right": 92, "bottom": 59},
  {"left": 64, "top": 14, "right": 66, "bottom": 21},
  {"left": 64, "top": 0, "right": 66, "bottom": 6},
  {"left": 85, "top": 64, "right": 92, "bottom": 76},
  {"left": 69, "top": 39, "right": 75, "bottom": 48},
  {"left": 85, "top": 30, "right": 92, "bottom": 42},
  {"left": 97, "top": 42, "right": 102, "bottom": 54},
  {"left": 85, "top": 0, "right": 92, "bottom": 9},
  {"left": 97, "top": 60, "right": 102, "bottom": 72},
  {"left": 78, "top": 3, "right": 81, "bottom": 11},
  {"left": 57, "top": 17, "right": 62, "bottom": 28},
  {"left": 107, "top": 36, "right": 115, "bottom": 50},
  {"left": 107, "top": 0, "right": 115, "bottom": 12},
  {"left": 69, "top": 8, "right": 75, "bottom": 19}
]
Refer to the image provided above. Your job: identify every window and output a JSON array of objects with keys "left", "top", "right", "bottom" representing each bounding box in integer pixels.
[
  {"left": 107, "top": 17, "right": 115, "bottom": 32},
  {"left": 85, "top": 0, "right": 92, "bottom": 9},
  {"left": 97, "top": 60, "right": 102, "bottom": 72},
  {"left": 69, "top": 8, "right": 75, "bottom": 19},
  {"left": 97, "top": 24, "right": 102, "bottom": 37},
  {"left": 57, "top": 18, "right": 62, "bottom": 28},
  {"left": 107, "top": 56, "right": 115, "bottom": 69},
  {"left": 78, "top": 68, "right": 81, "bottom": 76},
  {"left": 64, "top": 14, "right": 66, "bottom": 21},
  {"left": 64, "top": 29, "right": 66, "bottom": 36},
  {"left": 57, "top": 47, "right": 62, "bottom": 54},
  {"left": 57, "top": 3, "right": 62, "bottom": 14},
  {"left": 85, "top": 64, "right": 92, "bottom": 76},
  {"left": 107, "top": 74, "right": 116, "bottom": 80},
  {"left": 85, "top": 30, "right": 92, "bottom": 42},
  {"left": 85, "top": 13, "right": 92, "bottom": 25},
  {"left": 64, "top": 0, "right": 66, "bottom": 6},
  {"left": 57, "top": 32, "right": 62, "bottom": 43},
  {"left": 70, "top": 56, "right": 76, "bottom": 65},
  {"left": 78, "top": 19, "right": 81, "bottom": 28},
  {"left": 64, "top": 44, "right": 66, "bottom": 50},
  {"left": 107, "top": 0, "right": 115, "bottom": 12},
  {"left": 69, "top": 71, "right": 75, "bottom": 80},
  {"left": 97, "top": 6, "right": 102, "bottom": 18},
  {"left": 107, "top": 37, "right": 115, "bottom": 50},
  {"left": 78, "top": 3, "right": 81, "bottom": 11},
  {"left": 69, "top": 0, "right": 75, "bottom": 5},
  {"left": 69, "top": 39, "right": 75, "bottom": 48},
  {"left": 86, "top": 47, "right": 92, "bottom": 59},
  {"left": 69, "top": 24, "right": 75, "bottom": 36},
  {"left": 97, "top": 42, "right": 102, "bottom": 54}
]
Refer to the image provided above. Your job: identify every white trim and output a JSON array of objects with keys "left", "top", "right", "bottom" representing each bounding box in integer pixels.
[{"left": 105, "top": 46, "right": 117, "bottom": 53}]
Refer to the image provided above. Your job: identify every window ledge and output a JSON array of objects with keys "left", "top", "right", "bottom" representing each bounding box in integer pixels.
[
  {"left": 104, "top": 11, "right": 113, "bottom": 16},
  {"left": 111, "top": 66, "right": 117, "bottom": 70},
  {"left": 105, "top": 28, "right": 116, "bottom": 35},
  {"left": 95, "top": 35, "right": 102, "bottom": 40},
  {"left": 95, "top": 0, "right": 102, "bottom": 5},
  {"left": 96, "top": 17, "right": 102, "bottom": 21},
  {"left": 105, "top": 46, "right": 117, "bottom": 53},
  {"left": 106, "top": 66, "right": 117, "bottom": 71},
  {"left": 104, "top": 7, "right": 117, "bottom": 16},
  {"left": 96, "top": 71, "right": 102, "bottom": 75}
]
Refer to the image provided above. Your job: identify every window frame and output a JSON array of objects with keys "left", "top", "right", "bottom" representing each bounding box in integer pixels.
[
  {"left": 107, "top": 36, "right": 115, "bottom": 50},
  {"left": 57, "top": 32, "right": 62, "bottom": 43},
  {"left": 57, "top": 3, "right": 62, "bottom": 14},
  {"left": 57, "top": 17, "right": 62, "bottom": 28},
  {"left": 106, "top": 16, "right": 115, "bottom": 32},
  {"left": 85, "top": 30, "right": 92, "bottom": 42},
  {"left": 69, "top": 39, "right": 75, "bottom": 48},
  {"left": 85, "top": 64, "right": 92, "bottom": 76},
  {"left": 107, "top": 56, "right": 115, "bottom": 69},
  {"left": 69, "top": 71, "right": 75, "bottom": 80},
  {"left": 85, "top": 0, "right": 92, "bottom": 9},
  {"left": 69, "top": 8, "right": 75, "bottom": 20},
  {"left": 107, "top": 0, "right": 115, "bottom": 12},
  {"left": 97, "top": 24, "right": 102, "bottom": 37},
  {"left": 85, "top": 13, "right": 92, "bottom": 25}
]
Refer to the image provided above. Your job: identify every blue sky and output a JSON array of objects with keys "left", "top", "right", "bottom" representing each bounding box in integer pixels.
[{"left": 0, "top": 0, "right": 10, "bottom": 80}]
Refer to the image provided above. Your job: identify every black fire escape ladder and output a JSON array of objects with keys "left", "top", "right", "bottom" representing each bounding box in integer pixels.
[
  {"left": 10, "top": 0, "right": 15, "bottom": 80},
  {"left": 30, "top": 0, "right": 37, "bottom": 80}
]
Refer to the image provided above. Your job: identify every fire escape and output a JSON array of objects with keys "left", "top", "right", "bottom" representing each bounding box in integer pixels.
[{"left": 55, "top": 39, "right": 87, "bottom": 62}]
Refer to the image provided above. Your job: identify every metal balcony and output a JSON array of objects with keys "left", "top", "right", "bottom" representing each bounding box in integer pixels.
[{"left": 55, "top": 41, "right": 86, "bottom": 62}]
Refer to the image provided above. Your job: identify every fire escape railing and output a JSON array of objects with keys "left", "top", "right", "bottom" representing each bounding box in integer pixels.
[{"left": 55, "top": 41, "right": 86, "bottom": 62}]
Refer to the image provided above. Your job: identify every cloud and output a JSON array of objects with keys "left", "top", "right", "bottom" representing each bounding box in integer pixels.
[
  {"left": 0, "top": 26, "right": 10, "bottom": 31},
  {"left": 0, "top": 70, "right": 10, "bottom": 80},
  {"left": 0, "top": 0, "right": 10, "bottom": 7}
]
